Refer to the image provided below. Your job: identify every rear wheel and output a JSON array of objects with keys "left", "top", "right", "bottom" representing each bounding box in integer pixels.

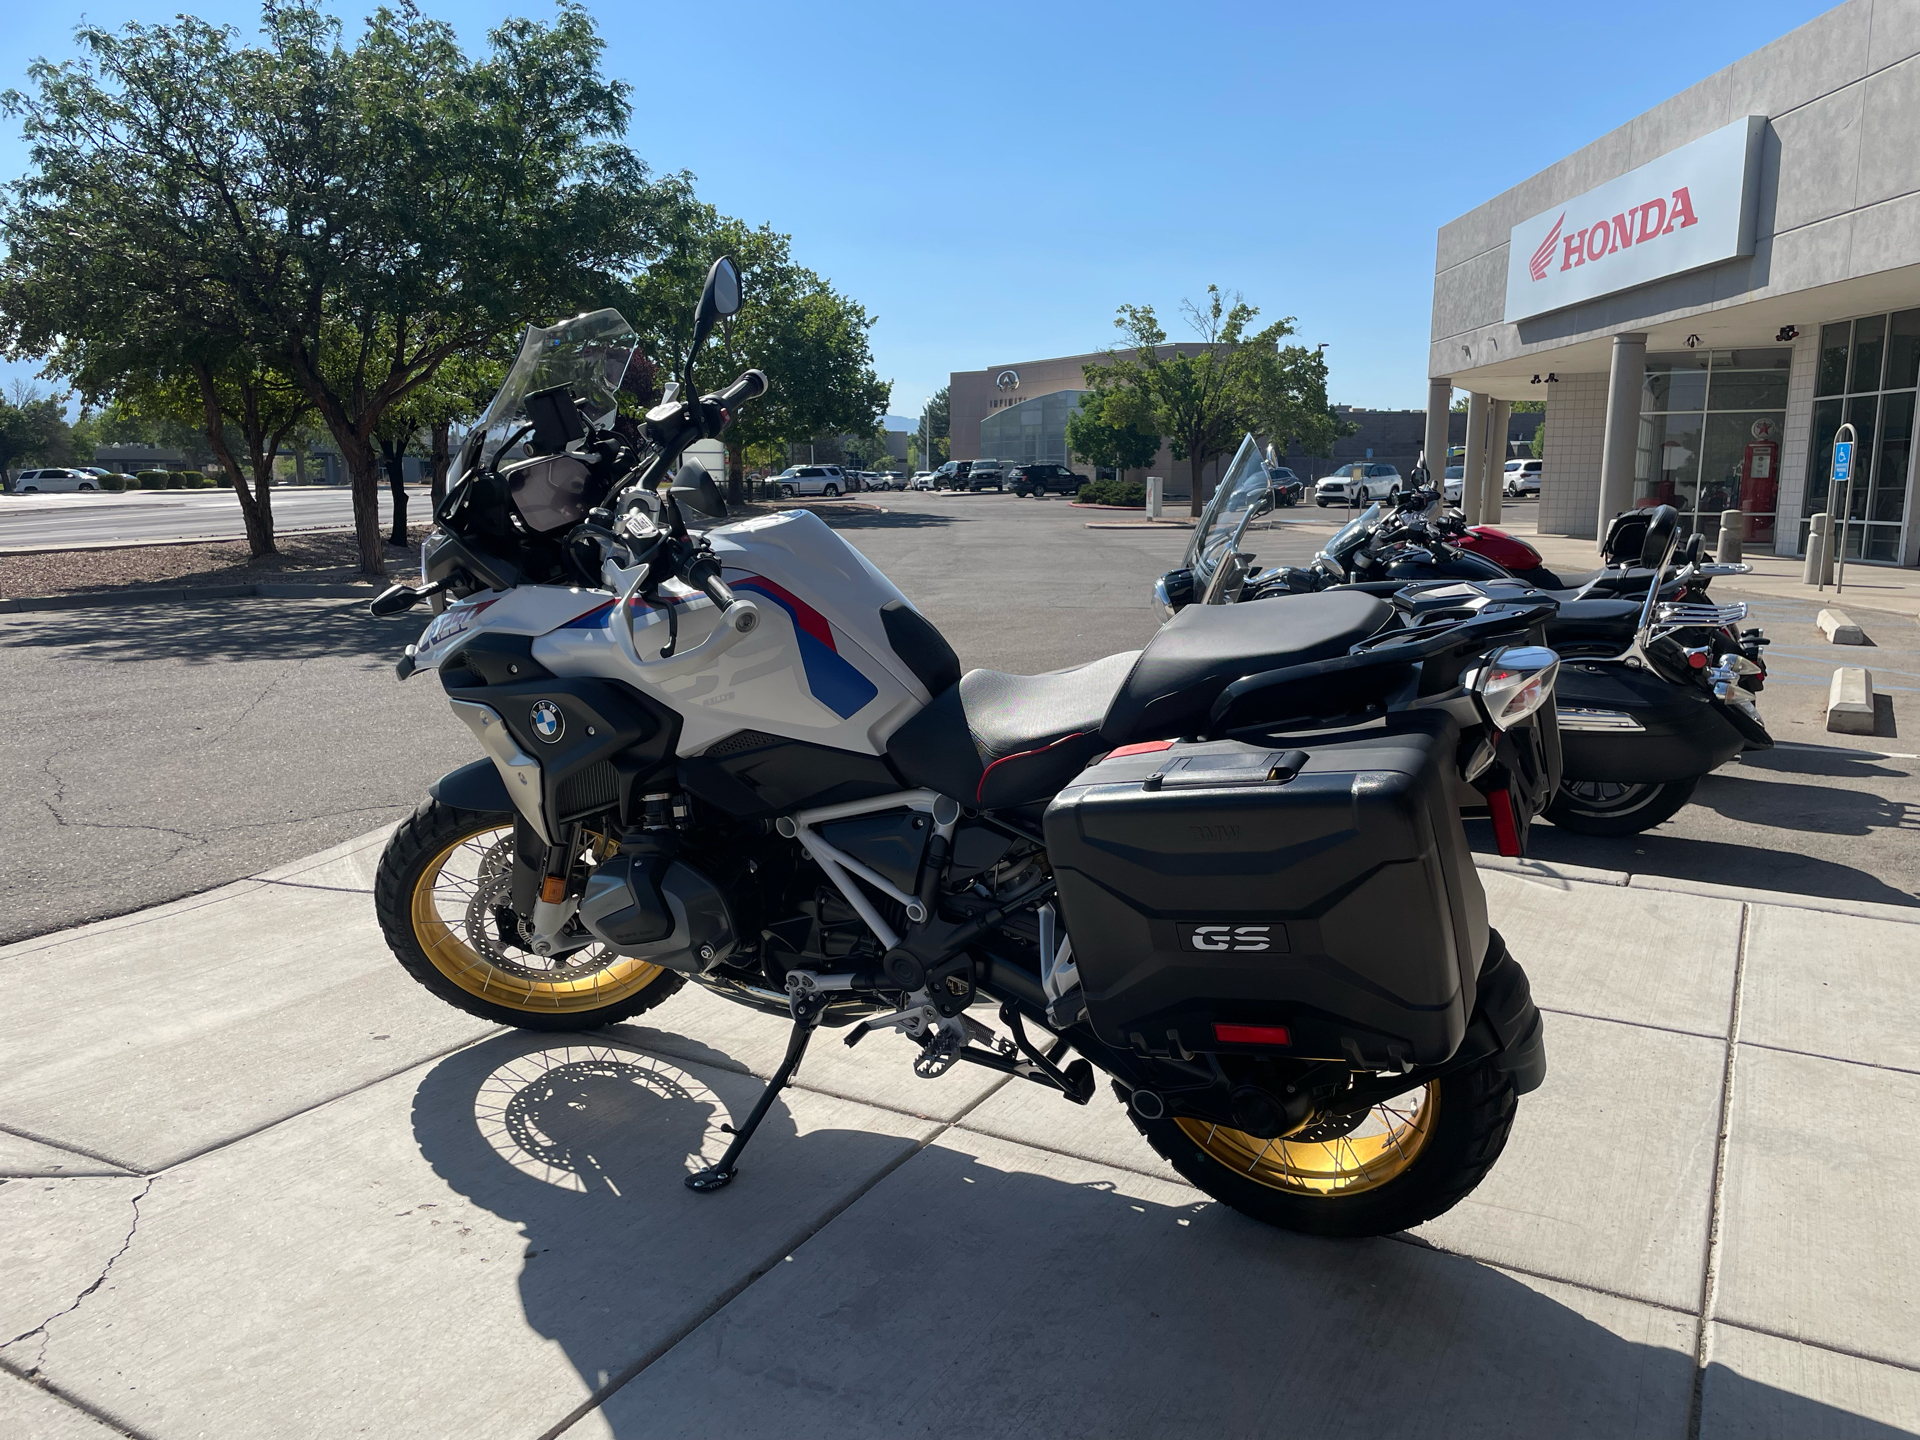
[
  {"left": 1546, "top": 776, "right": 1697, "bottom": 836},
  {"left": 778, "top": 484, "right": 795, "bottom": 498},
  {"left": 1127, "top": 1056, "right": 1519, "bottom": 1237},
  {"left": 823, "top": 483, "right": 839, "bottom": 497},
  {"left": 375, "top": 799, "right": 685, "bottom": 1031}
]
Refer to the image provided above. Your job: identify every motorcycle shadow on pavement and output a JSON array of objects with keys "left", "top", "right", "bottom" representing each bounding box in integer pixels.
[
  {"left": 409, "top": 1029, "right": 1904, "bottom": 1438},
  {"left": 2, "top": 597, "right": 425, "bottom": 665}
]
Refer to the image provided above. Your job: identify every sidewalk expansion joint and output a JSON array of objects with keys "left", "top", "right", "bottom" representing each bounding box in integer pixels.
[
  {"left": 1735, "top": 1037, "right": 1920, "bottom": 1078},
  {"left": 0, "top": 1123, "right": 144, "bottom": 1176},
  {"left": 0, "top": 1176, "right": 154, "bottom": 1376},
  {"left": 1687, "top": 903, "right": 1751, "bottom": 1440},
  {"left": 540, "top": 1074, "right": 1015, "bottom": 1440},
  {"left": 1385, "top": 1239, "right": 1702, "bottom": 1319},
  {"left": 1709, "top": 1316, "right": 1920, "bottom": 1375},
  {"left": 1535, "top": 1004, "right": 1728, "bottom": 1044}
]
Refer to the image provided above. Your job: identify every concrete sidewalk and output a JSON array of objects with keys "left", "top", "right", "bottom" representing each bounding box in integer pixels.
[{"left": 2, "top": 828, "right": 1916, "bottom": 1439}]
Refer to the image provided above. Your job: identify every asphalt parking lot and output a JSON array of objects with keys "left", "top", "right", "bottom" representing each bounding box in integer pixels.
[{"left": 2, "top": 489, "right": 1912, "bottom": 944}]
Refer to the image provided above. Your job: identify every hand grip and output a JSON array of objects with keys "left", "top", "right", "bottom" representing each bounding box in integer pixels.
[
  {"left": 717, "top": 369, "right": 769, "bottom": 405},
  {"left": 686, "top": 554, "right": 735, "bottom": 610}
]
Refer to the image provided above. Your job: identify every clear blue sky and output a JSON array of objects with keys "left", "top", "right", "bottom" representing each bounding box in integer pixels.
[{"left": 2, "top": 0, "right": 1834, "bottom": 420}]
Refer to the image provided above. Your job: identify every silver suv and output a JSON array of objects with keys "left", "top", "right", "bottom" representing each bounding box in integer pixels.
[
  {"left": 1314, "top": 463, "right": 1403, "bottom": 508},
  {"left": 772, "top": 465, "right": 848, "bottom": 498}
]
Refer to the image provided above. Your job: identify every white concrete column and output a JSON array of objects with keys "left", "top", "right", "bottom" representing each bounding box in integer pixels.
[
  {"left": 1482, "top": 399, "right": 1511, "bottom": 525},
  {"left": 1461, "top": 392, "right": 1489, "bottom": 525},
  {"left": 1423, "top": 377, "right": 1452, "bottom": 483},
  {"left": 1596, "top": 332, "right": 1648, "bottom": 548}
]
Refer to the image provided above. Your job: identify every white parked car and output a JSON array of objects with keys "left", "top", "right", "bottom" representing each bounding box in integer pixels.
[
  {"left": 10, "top": 467, "right": 102, "bottom": 493},
  {"left": 1503, "top": 458, "right": 1543, "bottom": 497},
  {"left": 1442, "top": 465, "right": 1465, "bottom": 504},
  {"left": 909, "top": 471, "right": 935, "bottom": 490},
  {"left": 771, "top": 464, "right": 849, "bottom": 498},
  {"left": 1313, "top": 462, "right": 1403, "bottom": 508}
]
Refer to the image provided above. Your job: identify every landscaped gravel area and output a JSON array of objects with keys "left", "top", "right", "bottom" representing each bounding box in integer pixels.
[{"left": 1, "top": 526, "right": 432, "bottom": 599}]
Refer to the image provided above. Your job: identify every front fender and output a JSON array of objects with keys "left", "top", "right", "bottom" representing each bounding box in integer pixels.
[{"left": 428, "top": 757, "right": 513, "bottom": 813}]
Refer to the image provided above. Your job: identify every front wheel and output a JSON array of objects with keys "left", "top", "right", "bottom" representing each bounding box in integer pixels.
[
  {"left": 1545, "top": 776, "right": 1697, "bottom": 836},
  {"left": 823, "top": 484, "right": 839, "bottom": 497},
  {"left": 374, "top": 799, "right": 685, "bottom": 1031},
  {"left": 778, "top": 484, "right": 795, "bottom": 498},
  {"left": 1127, "top": 1055, "right": 1519, "bottom": 1237}
]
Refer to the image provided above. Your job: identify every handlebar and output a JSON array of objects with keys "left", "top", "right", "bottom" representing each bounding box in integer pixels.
[
  {"left": 714, "top": 369, "right": 769, "bottom": 406},
  {"left": 685, "top": 552, "right": 735, "bottom": 610}
]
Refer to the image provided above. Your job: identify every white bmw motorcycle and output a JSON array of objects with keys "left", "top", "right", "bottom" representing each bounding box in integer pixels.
[{"left": 373, "top": 258, "right": 1562, "bottom": 1237}]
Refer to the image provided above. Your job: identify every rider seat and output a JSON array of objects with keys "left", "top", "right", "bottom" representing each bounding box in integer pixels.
[
  {"left": 886, "top": 651, "right": 1142, "bottom": 809},
  {"left": 1100, "top": 590, "right": 1394, "bottom": 745}
]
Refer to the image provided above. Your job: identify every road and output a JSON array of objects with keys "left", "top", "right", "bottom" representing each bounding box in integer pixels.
[
  {"left": 0, "top": 484, "right": 431, "bottom": 551},
  {"left": 2, "top": 489, "right": 1912, "bottom": 942}
]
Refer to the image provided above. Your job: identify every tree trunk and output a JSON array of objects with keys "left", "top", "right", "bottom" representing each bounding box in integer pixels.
[
  {"left": 430, "top": 420, "right": 451, "bottom": 507},
  {"left": 1188, "top": 448, "right": 1206, "bottom": 518},
  {"left": 380, "top": 439, "right": 409, "bottom": 547},
  {"left": 337, "top": 432, "right": 386, "bottom": 578},
  {"left": 192, "top": 365, "right": 276, "bottom": 558},
  {"left": 293, "top": 446, "right": 307, "bottom": 486},
  {"left": 726, "top": 440, "right": 745, "bottom": 507}
]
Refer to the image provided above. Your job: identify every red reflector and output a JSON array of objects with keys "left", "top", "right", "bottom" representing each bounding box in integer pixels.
[
  {"left": 1107, "top": 740, "right": 1175, "bottom": 758},
  {"left": 1488, "top": 787, "right": 1522, "bottom": 857},
  {"left": 1688, "top": 652, "right": 1708, "bottom": 668},
  {"left": 1213, "top": 1022, "right": 1291, "bottom": 1046}
]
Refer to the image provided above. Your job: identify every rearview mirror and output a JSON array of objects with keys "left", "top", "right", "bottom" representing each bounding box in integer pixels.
[
  {"left": 672, "top": 458, "right": 728, "bottom": 520},
  {"left": 688, "top": 255, "right": 743, "bottom": 374}
]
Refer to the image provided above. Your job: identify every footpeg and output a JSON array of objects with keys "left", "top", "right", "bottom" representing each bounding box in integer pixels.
[{"left": 914, "top": 1025, "right": 963, "bottom": 1078}]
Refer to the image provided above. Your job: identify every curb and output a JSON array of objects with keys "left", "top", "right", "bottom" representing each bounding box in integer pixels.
[{"left": 0, "top": 581, "right": 378, "bottom": 613}]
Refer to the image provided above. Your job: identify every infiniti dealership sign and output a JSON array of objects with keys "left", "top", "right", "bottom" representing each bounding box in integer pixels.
[{"left": 1504, "top": 116, "right": 1766, "bottom": 322}]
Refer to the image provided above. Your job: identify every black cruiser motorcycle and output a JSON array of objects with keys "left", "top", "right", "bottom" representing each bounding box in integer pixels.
[
  {"left": 1158, "top": 461, "right": 1771, "bottom": 836},
  {"left": 370, "top": 266, "right": 1557, "bottom": 1238}
]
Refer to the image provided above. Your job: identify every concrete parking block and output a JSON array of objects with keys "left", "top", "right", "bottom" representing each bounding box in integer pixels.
[
  {"left": 1699, "top": 1324, "right": 1920, "bottom": 1438},
  {"left": 0, "top": 1176, "right": 149, "bottom": 1358},
  {"left": 609, "top": 982, "right": 1008, "bottom": 1123},
  {"left": 0, "top": 1131, "right": 129, "bottom": 1178},
  {"left": 1415, "top": 1012, "right": 1724, "bottom": 1311},
  {"left": 0, "top": 871, "right": 497, "bottom": 1171},
  {"left": 589, "top": 1129, "right": 1698, "bottom": 1440},
  {"left": 0, "top": 1372, "right": 130, "bottom": 1440},
  {"left": 22, "top": 1034, "right": 938, "bottom": 1440},
  {"left": 1717, "top": 1046, "right": 1920, "bottom": 1368},
  {"left": 1481, "top": 869, "right": 1743, "bottom": 1035},
  {"left": 1817, "top": 608, "right": 1868, "bottom": 644},
  {"left": 1740, "top": 905, "right": 1920, "bottom": 1073},
  {"left": 1827, "top": 666, "right": 1878, "bottom": 734}
]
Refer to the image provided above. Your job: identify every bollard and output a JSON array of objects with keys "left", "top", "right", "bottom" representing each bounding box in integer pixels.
[
  {"left": 1145, "top": 476, "right": 1163, "bottom": 520},
  {"left": 1716, "top": 509, "right": 1744, "bottom": 563},
  {"left": 1802, "top": 513, "right": 1829, "bottom": 587}
]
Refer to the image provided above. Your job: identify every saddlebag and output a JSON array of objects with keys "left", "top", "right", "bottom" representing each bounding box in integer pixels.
[{"left": 1043, "top": 710, "right": 1489, "bottom": 1070}]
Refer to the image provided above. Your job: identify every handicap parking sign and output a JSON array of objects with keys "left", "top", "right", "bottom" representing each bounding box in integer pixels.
[{"left": 1832, "top": 441, "right": 1853, "bottom": 482}]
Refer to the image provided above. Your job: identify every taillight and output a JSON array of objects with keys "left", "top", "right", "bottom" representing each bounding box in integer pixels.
[
  {"left": 1214, "top": 1022, "right": 1291, "bottom": 1047},
  {"left": 1473, "top": 645, "right": 1560, "bottom": 730}
]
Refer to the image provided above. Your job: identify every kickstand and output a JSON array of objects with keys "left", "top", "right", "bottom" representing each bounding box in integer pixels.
[{"left": 686, "top": 1012, "right": 819, "bottom": 1192}]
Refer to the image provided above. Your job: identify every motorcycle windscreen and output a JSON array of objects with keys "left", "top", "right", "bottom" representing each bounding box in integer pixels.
[{"left": 1187, "top": 434, "right": 1275, "bottom": 601}]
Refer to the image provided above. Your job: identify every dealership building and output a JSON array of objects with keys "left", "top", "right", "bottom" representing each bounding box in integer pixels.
[{"left": 1429, "top": 0, "right": 1920, "bottom": 566}]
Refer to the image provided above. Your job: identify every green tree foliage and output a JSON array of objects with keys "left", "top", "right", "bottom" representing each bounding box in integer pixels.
[
  {"left": 0, "top": 383, "right": 76, "bottom": 479},
  {"left": 1063, "top": 388, "right": 1160, "bottom": 474},
  {"left": 1, "top": 3, "right": 665, "bottom": 576},
  {"left": 622, "top": 191, "right": 890, "bottom": 502},
  {"left": 911, "top": 385, "right": 950, "bottom": 470},
  {"left": 1088, "top": 287, "right": 1339, "bottom": 516},
  {"left": 1531, "top": 422, "right": 1547, "bottom": 460}
]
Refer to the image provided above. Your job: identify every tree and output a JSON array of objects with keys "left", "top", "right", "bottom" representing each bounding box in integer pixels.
[
  {"left": 914, "top": 385, "right": 950, "bottom": 470},
  {"left": 0, "top": 382, "right": 74, "bottom": 479},
  {"left": 1, "top": 3, "right": 665, "bottom": 577},
  {"left": 1088, "top": 287, "right": 1337, "bottom": 516},
  {"left": 843, "top": 429, "right": 894, "bottom": 472},
  {"left": 1064, "top": 388, "right": 1160, "bottom": 474},
  {"left": 621, "top": 192, "right": 890, "bottom": 503}
]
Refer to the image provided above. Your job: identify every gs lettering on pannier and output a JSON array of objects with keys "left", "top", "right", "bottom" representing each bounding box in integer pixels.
[{"left": 1178, "top": 923, "right": 1285, "bottom": 953}]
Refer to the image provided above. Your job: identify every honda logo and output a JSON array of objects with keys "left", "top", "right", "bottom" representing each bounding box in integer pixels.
[
  {"left": 1533, "top": 189, "right": 1699, "bottom": 280},
  {"left": 1178, "top": 923, "right": 1283, "bottom": 953}
]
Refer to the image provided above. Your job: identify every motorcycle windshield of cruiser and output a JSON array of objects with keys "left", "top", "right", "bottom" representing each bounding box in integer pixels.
[{"left": 1186, "top": 435, "right": 1279, "bottom": 603}]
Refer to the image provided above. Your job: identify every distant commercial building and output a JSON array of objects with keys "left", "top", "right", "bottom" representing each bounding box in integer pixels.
[
  {"left": 1277, "top": 407, "right": 1541, "bottom": 483},
  {"left": 1429, "top": 0, "right": 1919, "bottom": 565}
]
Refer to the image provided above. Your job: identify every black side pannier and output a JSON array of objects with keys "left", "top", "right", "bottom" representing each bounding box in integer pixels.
[{"left": 1043, "top": 710, "right": 1489, "bottom": 1071}]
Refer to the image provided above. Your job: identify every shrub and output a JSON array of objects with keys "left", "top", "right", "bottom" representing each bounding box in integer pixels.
[
  {"left": 186, "top": 472, "right": 214, "bottom": 488},
  {"left": 137, "top": 470, "right": 169, "bottom": 490},
  {"left": 1076, "top": 478, "right": 1147, "bottom": 507},
  {"left": 212, "top": 471, "right": 232, "bottom": 487},
  {"left": 101, "top": 474, "right": 127, "bottom": 491}
]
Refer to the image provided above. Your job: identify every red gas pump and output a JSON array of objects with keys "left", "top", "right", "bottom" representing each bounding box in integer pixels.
[{"left": 1742, "top": 424, "right": 1779, "bottom": 544}]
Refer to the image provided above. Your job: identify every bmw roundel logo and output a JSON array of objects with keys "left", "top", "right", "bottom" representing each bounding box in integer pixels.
[{"left": 529, "top": 700, "right": 564, "bottom": 743}]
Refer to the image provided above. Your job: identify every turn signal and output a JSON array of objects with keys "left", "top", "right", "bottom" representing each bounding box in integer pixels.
[
  {"left": 1213, "top": 1022, "right": 1292, "bottom": 1047},
  {"left": 540, "top": 875, "right": 568, "bottom": 904},
  {"left": 1474, "top": 646, "right": 1560, "bottom": 730}
]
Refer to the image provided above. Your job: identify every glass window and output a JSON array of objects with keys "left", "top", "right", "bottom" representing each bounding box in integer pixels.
[
  {"left": 1887, "top": 309, "right": 1920, "bottom": 393},
  {"left": 1804, "top": 398, "right": 1844, "bottom": 516},
  {"left": 1705, "top": 362, "right": 1790, "bottom": 411},
  {"left": 1817, "top": 323, "right": 1851, "bottom": 396},
  {"left": 1841, "top": 394, "right": 1878, "bottom": 521},
  {"left": 1698, "top": 411, "right": 1786, "bottom": 517},
  {"left": 1634, "top": 411, "right": 1703, "bottom": 510},
  {"left": 1850, "top": 314, "right": 1887, "bottom": 394},
  {"left": 1642, "top": 355, "right": 1708, "bottom": 411}
]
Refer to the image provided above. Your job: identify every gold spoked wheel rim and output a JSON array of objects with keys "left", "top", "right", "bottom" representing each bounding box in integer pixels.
[
  {"left": 1176, "top": 1082, "right": 1439, "bottom": 1196},
  {"left": 411, "top": 823, "right": 668, "bottom": 1014}
]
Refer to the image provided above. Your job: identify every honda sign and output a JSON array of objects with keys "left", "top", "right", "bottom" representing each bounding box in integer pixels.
[{"left": 1504, "top": 116, "right": 1766, "bottom": 322}]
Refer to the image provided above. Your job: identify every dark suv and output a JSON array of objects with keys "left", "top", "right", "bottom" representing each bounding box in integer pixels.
[
  {"left": 964, "top": 459, "right": 1010, "bottom": 491},
  {"left": 1007, "top": 462, "right": 1085, "bottom": 497}
]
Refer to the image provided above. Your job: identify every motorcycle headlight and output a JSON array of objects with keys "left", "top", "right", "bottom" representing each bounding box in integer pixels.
[{"left": 1473, "top": 645, "right": 1560, "bottom": 730}]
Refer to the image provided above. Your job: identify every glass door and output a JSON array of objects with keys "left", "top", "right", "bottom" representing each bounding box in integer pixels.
[
  {"left": 1634, "top": 348, "right": 1790, "bottom": 548},
  {"left": 1802, "top": 309, "right": 1920, "bottom": 563}
]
